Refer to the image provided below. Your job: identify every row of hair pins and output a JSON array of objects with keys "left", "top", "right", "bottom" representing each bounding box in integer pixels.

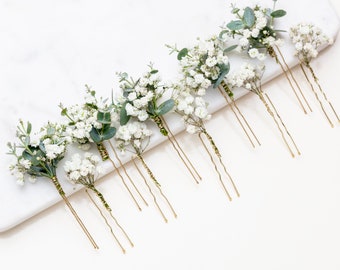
[{"left": 7, "top": 0, "right": 338, "bottom": 252}]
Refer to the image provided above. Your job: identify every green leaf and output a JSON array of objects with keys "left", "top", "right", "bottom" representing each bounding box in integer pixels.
[
  {"left": 26, "top": 122, "right": 32, "bottom": 134},
  {"left": 147, "top": 101, "right": 156, "bottom": 116},
  {"left": 177, "top": 48, "right": 189, "bottom": 60},
  {"left": 213, "top": 63, "right": 230, "bottom": 88},
  {"left": 270, "top": 9, "right": 286, "bottom": 18},
  {"left": 219, "top": 30, "right": 229, "bottom": 39},
  {"left": 120, "top": 103, "right": 130, "bottom": 125},
  {"left": 150, "top": 69, "right": 158, "bottom": 74},
  {"left": 89, "top": 127, "right": 102, "bottom": 143},
  {"left": 226, "top": 20, "right": 244, "bottom": 31},
  {"left": 102, "top": 126, "right": 116, "bottom": 141},
  {"left": 97, "top": 111, "right": 111, "bottom": 124},
  {"left": 156, "top": 99, "right": 175, "bottom": 116},
  {"left": 224, "top": 44, "right": 238, "bottom": 54},
  {"left": 243, "top": 7, "right": 255, "bottom": 27}
]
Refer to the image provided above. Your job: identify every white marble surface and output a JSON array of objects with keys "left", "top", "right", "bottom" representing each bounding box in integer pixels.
[{"left": 1, "top": 0, "right": 340, "bottom": 269}]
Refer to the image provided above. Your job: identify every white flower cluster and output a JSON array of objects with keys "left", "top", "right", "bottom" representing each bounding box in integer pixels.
[
  {"left": 289, "top": 22, "right": 333, "bottom": 64},
  {"left": 119, "top": 69, "right": 163, "bottom": 122},
  {"left": 61, "top": 90, "right": 118, "bottom": 150},
  {"left": 178, "top": 35, "right": 229, "bottom": 95},
  {"left": 64, "top": 152, "right": 103, "bottom": 185},
  {"left": 9, "top": 122, "right": 71, "bottom": 185},
  {"left": 115, "top": 121, "right": 153, "bottom": 154},
  {"left": 225, "top": 5, "right": 284, "bottom": 60},
  {"left": 171, "top": 82, "right": 211, "bottom": 134},
  {"left": 226, "top": 63, "right": 264, "bottom": 91}
]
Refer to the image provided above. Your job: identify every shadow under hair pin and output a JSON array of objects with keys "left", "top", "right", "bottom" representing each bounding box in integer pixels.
[
  {"left": 227, "top": 62, "right": 301, "bottom": 157},
  {"left": 222, "top": 1, "right": 312, "bottom": 115},
  {"left": 7, "top": 120, "right": 98, "bottom": 248},
  {"left": 289, "top": 22, "right": 340, "bottom": 127},
  {"left": 115, "top": 120, "right": 177, "bottom": 223},
  {"left": 64, "top": 152, "right": 134, "bottom": 253},
  {"left": 59, "top": 87, "right": 147, "bottom": 212},
  {"left": 116, "top": 64, "right": 202, "bottom": 184}
]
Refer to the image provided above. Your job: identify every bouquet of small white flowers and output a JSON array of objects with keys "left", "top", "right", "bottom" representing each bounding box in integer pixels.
[
  {"left": 289, "top": 22, "right": 339, "bottom": 126},
  {"left": 222, "top": 0, "right": 312, "bottom": 114},
  {"left": 227, "top": 62, "right": 300, "bottom": 157},
  {"left": 171, "top": 81, "right": 239, "bottom": 200},
  {"left": 115, "top": 120, "right": 177, "bottom": 222},
  {"left": 168, "top": 35, "right": 260, "bottom": 148},
  {"left": 7, "top": 120, "right": 98, "bottom": 248},
  {"left": 64, "top": 152, "right": 134, "bottom": 253}
]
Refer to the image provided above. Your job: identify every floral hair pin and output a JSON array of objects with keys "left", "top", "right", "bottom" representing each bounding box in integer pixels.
[
  {"left": 116, "top": 64, "right": 201, "bottom": 184},
  {"left": 59, "top": 87, "right": 147, "bottom": 212},
  {"left": 170, "top": 81, "right": 240, "bottom": 201},
  {"left": 222, "top": 1, "right": 312, "bottom": 114},
  {"left": 167, "top": 35, "right": 260, "bottom": 148},
  {"left": 115, "top": 120, "right": 177, "bottom": 223},
  {"left": 289, "top": 22, "right": 340, "bottom": 127},
  {"left": 7, "top": 120, "right": 98, "bottom": 248},
  {"left": 64, "top": 152, "right": 134, "bottom": 253},
  {"left": 227, "top": 63, "right": 300, "bottom": 157}
]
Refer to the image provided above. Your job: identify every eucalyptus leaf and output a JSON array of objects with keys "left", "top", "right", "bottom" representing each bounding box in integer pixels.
[
  {"left": 214, "top": 69, "right": 229, "bottom": 88},
  {"left": 26, "top": 122, "right": 32, "bottom": 134},
  {"left": 243, "top": 7, "right": 255, "bottom": 27},
  {"left": 147, "top": 101, "right": 156, "bottom": 115},
  {"left": 102, "top": 126, "right": 116, "bottom": 141},
  {"left": 219, "top": 30, "right": 229, "bottom": 39},
  {"left": 270, "top": 9, "right": 286, "bottom": 18},
  {"left": 89, "top": 127, "right": 102, "bottom": 143},
  {"left": 120, "top": 102, "right": 130, "bottom": 125},
  {"left": 224, "top": 44, "right": 238, "bottom": 54},
  {"left": 177, "top": 48, "right": 189, "bottom": 60},
  {"left": 226, "top": 20, "right": 244, "bottom": 31},
  {"left": 97, "top": 111, "right": 111, "bottom": 124},
  {"left": 156, "top": 99, "right": 175, "bottom": 116}
]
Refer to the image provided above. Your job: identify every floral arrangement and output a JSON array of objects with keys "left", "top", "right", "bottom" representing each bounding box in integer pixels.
[{"left": 6, "top": 0, "right": 338, "bottom": 251}]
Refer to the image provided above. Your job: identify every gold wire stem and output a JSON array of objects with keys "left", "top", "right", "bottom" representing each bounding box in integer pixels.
[
  {"left": 306, "top": 63, "right": 340, "bottom": 123},
  {"left": 202, "top": 129, "right": 240, "bottom": 197},
  {"left": 160, "top": 116, "right": 202, "bottom": 183},
  {"left": 89, "top": 185, "right": 134, "bottom": 247},
  {"left": 268, "top": 46, "right": 308, "bottom": 114},
  {"left": 131, "top": 157, "right": 168, "bottom": 223},
  {"left": 85, "top": 189, "right": 126, "bottom": 253},
  {"left": 198, "top": 133, "right": 232, "bottom": 201},
  {"left": 108, "top": 157, "right": 142, "bottom": 211},
  {"left": 257, "top": 92, "right": 295, "bottom": 158},
  {"left": 96, "top": 142, "right": 109, "bottom": 161},
  {"left": 219, "top": 82, "right": 261, "bottom": 147},
  {"left": 201, "top": 129, "right": 239, "bottom": 197},
  {"left": 108, "top": 140, "right": 149, "bottom": 206},
  {"left": 50, "top": 177, "right": 99, "bottom": 249},
  {"left": 136, "top": 154, "right": 177, "bottom": 219},
  {"left": 300, "top": 64, "right": 334, "bottom": 127},
  {"left": 264, "top": 93, "right": 301, "bottom": 156},
  {"left": 275, "top": 45, "right": 313, "bottom": 113}
]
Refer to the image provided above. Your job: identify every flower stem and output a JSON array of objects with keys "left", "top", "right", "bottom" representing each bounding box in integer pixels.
[
  {"left": 153, "top": 115, "right": 168, "bottom": 136},
  {"left": 268, "top": 46, "right": 308, "bottom": 114},
  {"left": 161, "top": 116, "right": 202, "bottom": 184},
  {"left": 108, "top": 140, "right": 149, "bottom": 206},
  {"left": 306, "top": 62, "right": 340, "bottom": 123},
  {"left": 50, "top": 176, "right": 99, "bottom": 249},
  {"left": 219, "top": 81, "right": 261, "bottom": 147},
  {"left": 136, "top": 154, "right": 177, "bottom": 219},
  {"left": 96, "top": 142, "right": 109, "bottom": 161},
  {"left": 108, "top": 157, "right": 142, "bottom": 211},
  {"left": 300, "top": 63, "right": 334, "bottom": 127},
  {"left": 85, "top": 189, "right": 126, "bottom": 253},
  {"left": 198, "top": 133, "right": 232, "bottom": 201},
  {"left": 257, "top": 91, "right": 296, "bottom": 158}
]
